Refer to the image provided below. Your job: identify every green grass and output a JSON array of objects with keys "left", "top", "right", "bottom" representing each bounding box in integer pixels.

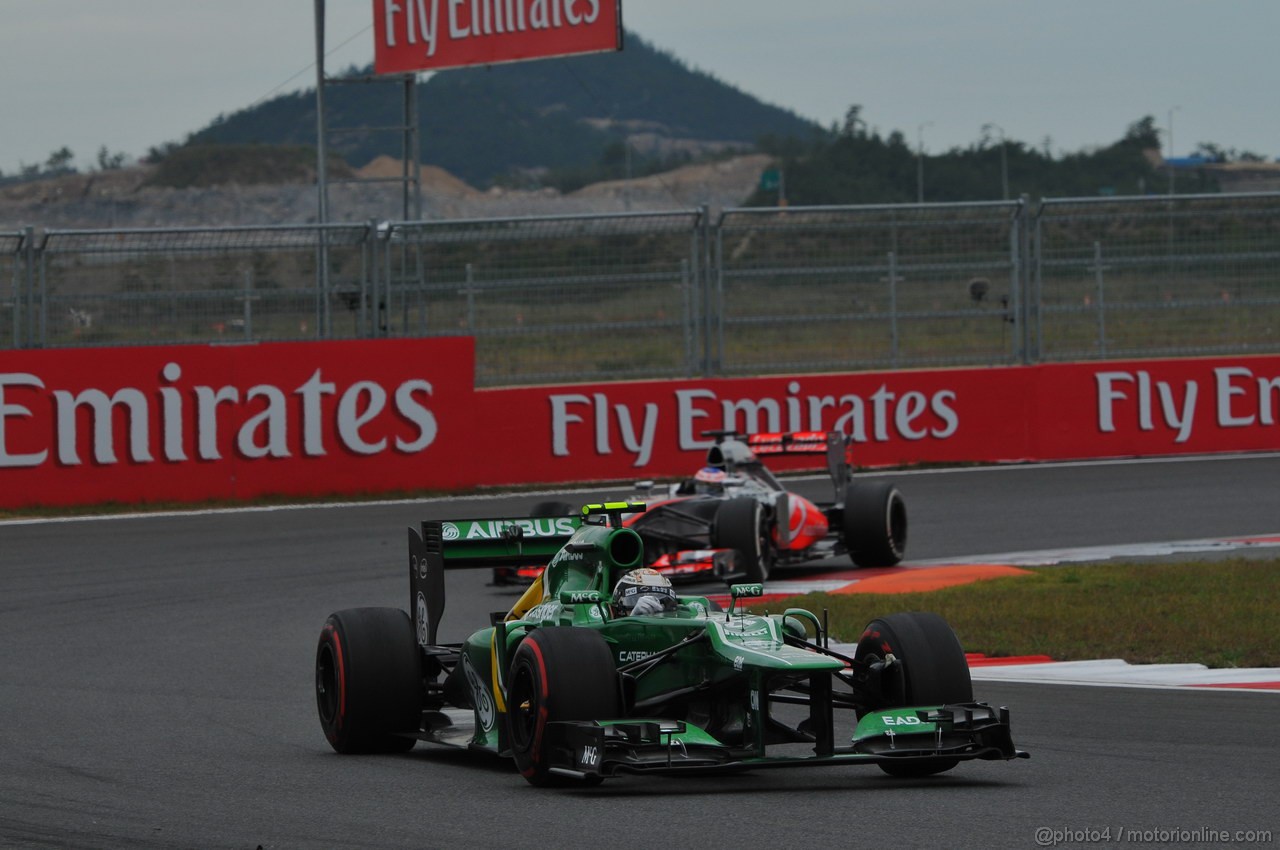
[{"left": 753, "top": 559, "right": 1280, "bottom": 669}]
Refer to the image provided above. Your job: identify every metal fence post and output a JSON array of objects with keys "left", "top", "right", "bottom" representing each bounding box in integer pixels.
[
  {"left": 1030, "top": 197, "right": 1043, "bottom": 362},
  {"left": 1008, "top": 200, "right": 1023, "bottom": 363},
  {"left": 241, "top": 266, "right": 257, "bottom": 341},
  {"left": 700, "top": 205, "right": 716, "bottom": 376},
  {"left": 21, "top": 226, "right": 35, "bottom": 348},
  {"left": 462, "top": 263, "right": 476, "bottom": 330},
  {"left": 680, "top": 257, "right": 694, "bottom": 377},
  {"left": 360, "top": 220, "right": 374, "bottom": 337},
  {"left": 36, "top": 229, "right": 48, "bottom": 348},
  {"left": 887, "top": 251, "right": 900, "bottom": 366},
  {"left": 1091, "top": 240, "right": 1107, "bottom": 356}
]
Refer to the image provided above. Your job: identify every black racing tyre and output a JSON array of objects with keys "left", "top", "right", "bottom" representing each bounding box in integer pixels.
[
  {"left": 316, "top": 607, "right": 423, "bottom": 754},
  {"left": 842, "top": 481, "right": 907, "bottom": 567},
  {"left": 856, "top": 611, "right": 972, "bottom": 778},
  {"left": 712, "top": 497, "right": 772, "bottom": 583},
  {"left": 506, "top": 627, "right": 620, "bottom": 786}
]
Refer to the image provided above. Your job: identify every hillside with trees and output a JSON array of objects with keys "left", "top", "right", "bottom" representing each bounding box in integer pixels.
[
  {"left": 183, "top": 32, "right": 820, "bottom": 189},
  {"left": 748, "top": 111, "right": 1225, "bottom": 206}
]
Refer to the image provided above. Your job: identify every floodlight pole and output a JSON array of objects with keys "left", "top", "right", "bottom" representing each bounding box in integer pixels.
[{"left": 916, "top": 121, "right": 932, "bottom": 203}]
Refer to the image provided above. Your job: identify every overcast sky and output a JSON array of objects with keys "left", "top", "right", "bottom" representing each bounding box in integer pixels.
[{"left": 2, "top": 1, "right": 1277, "bottom": 175}]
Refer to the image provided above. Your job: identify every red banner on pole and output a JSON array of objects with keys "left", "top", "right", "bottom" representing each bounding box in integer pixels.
[{"left": 372, "top": 0, "right": 622, "bottom": 74}]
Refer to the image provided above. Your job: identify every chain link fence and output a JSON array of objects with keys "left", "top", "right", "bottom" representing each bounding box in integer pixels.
[
  {"left": 5, "top": 193, "right": 1279, "bottom": 383},
  {"left": 377, "top": 211, "right": 704, "bottom": 385},
  {"left": 1034, "top": 193, "right": 1280, "bottom": 360},
  {"left": 715, "top": 202, "right": 1024, "bottom": 374},
  {"left": 36, "top": 224, "right": 370, "bottom": 348},
  {"left": 2, "top": 230, "right": 23, "bottom": 349}
]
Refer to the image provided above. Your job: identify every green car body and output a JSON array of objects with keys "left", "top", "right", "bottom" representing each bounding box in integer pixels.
[{"left": 316, "top": 503, "right": 1027, "bottom": 784}]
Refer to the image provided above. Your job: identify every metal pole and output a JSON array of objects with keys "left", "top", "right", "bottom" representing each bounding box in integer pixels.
[
  {"left": 464, "top": 263, "right": 475, "bottom": 330},
  {"left": 680, "top": 257, "right": 693, "bottom": 376},
  {"left": 1031, "top": 197, "right": 1042, "bottom": 362},
  {"left": 313, "top": 0, "right": 331, "bottom": 338},
  {"left": 888, "top": 251, "right": 900, "bottom": 365},
  {"left": 706, "top": 206, "right": 722, "bottom": 376},
  {"left": 21, "top": 226, "right": 35, "bottom": 348},
  {"left": 983, "top": 123, "right": 1009, "bottom": 201},
  {"left": 1001, "top": 142, "right": 1009, "bottom": 201},
  {"left": 244, "top": 267, "right": 254, "bottom": 341},
  {"left": 38, "top": 259, "right": 47, "bottom": 347},
  {"left": 7, "top": 239, "right": 13, "bottom": 349},
  {"left": 1009, "top": 201, "right": 1022, "bottom": 363},
  {"left": 916, "top": 121, "right": 932, "bottom": 204},
  {"left": 706, "top": 204, "right": 716, "bottom": 373},
  {"left": 362, "top": 220, "right": 374, "bottom": 337},
  {"left": 1093, "top": 241, "right": 1106, "bottom": 356}
]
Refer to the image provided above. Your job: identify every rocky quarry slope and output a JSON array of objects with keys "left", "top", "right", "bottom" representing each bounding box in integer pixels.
[{"left": 0, "top": 154, "right": 772, "bottom": 231}]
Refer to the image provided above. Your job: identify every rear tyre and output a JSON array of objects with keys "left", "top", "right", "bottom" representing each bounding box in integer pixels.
[
  {"left": 316, "top": 607, "right": 422, "bottom": 754},
  {"left": 855, "top": 611, "right": 971, "bottom": 778},
  {"left": 712, "top": 497, "right": 772, "bottom": 583},
  {"left": 842, "top": 481, "right": 907, "bottom": 567},
  {"left": 506, "top": 627, "right": 620, "bottom": 786}
]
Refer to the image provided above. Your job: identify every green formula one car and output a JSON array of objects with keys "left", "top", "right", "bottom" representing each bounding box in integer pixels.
[{"left": 314, "top": 503, "right": 1027, "bottom": 785}]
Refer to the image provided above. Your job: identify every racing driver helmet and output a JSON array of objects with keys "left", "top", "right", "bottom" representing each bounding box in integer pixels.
[
  {"left": 693, "top": 465, "right": 727, "bottom": 494},
  {"left": 612, "top": 568, "right": 678, "bottom": 615}
]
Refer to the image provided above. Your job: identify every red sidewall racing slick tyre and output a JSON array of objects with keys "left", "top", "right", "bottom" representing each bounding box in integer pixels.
[
  {"left": 712, "top": 496, "right": 774, "bottom": 583},
  {"left": 316, "top": 607, "right": 423, "bottom": 754},
  {"left": 506, "top": 627, "right": 620, "bottom": 786},
  {"left": 842, "top": 481, "right": 908, "bottom": 568},
  {"left": 855, "top": 611, "right": 972, "bottom": 778}
]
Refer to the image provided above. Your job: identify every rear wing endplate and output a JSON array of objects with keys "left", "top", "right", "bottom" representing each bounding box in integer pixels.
[{"left": 408, "top": 516, "right": 583, "bottom": 646}]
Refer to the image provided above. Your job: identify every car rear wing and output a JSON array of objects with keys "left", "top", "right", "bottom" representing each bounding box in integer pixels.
[
  {"left": 744, "top": 431, "right": 853, "bottom": 493},
  {"left": 408, "top": 516, "right": 584, "bottom": 646}
]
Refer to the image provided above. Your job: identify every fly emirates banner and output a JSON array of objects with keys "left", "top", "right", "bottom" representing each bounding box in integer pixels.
[{"left": 1, "top": 339, "right": 1278, "bottom": 508}]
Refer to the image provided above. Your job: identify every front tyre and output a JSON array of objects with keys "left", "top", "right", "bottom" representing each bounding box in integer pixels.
[
  {"left": 843, "top": 481, "right": 907, "bottom": 567},
  {"left": 316, "top": 607, "right": 423, "bottom": 754},
  {"left": 506, "top": 627, "right": 620, "bottom": 786},
  {"left": 712, "top": 497, "right": 773, "bottom": 583},
  {"left": 856, "top": 611, "right": 971, "bottom": 778}
]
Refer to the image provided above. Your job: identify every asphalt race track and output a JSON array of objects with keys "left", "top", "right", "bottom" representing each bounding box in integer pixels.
[{"left": 2, "top": 455, "right": 1278, "bottom": 849}]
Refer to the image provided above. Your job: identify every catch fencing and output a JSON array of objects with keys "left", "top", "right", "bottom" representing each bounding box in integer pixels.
[
  {"left": 1033, "top": 193, "right": 1280, "bottom": 361},
  {"left": 5, "top": 192, "right": 1279, "bottom": 385},
  {"left": 3, "top": 230, "right": 26, "bottom": 350},
  {"left": 378, "top": 211, "right": 703, "bottom": 385}
]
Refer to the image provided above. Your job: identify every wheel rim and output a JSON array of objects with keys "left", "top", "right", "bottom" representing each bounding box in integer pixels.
[
  {"left": 316, "top": 643, "right": 339, "bottom": 725},
  {"left": 507, "top": 663, "right": 538, "bottom": 752},
  {"left": 887, "top": 493, "right": 907, "bottom": 553}
]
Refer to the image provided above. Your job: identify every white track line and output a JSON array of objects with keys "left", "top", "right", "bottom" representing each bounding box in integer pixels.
[{"left": 823, "top": 645, "right": 1280, "bottom": 692}]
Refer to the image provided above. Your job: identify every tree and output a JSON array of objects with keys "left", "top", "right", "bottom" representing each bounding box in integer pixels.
[
  {"left": 1123, "top": 116, "right": 1160, "bottom": 148},
  {"left": 841, "top": 104, "right": 867, "bottom": 139},
  {"left": 45, "top": 146, "right": 76, "bottom": 174},
  {"left": 96, "top": 145, "right": 127, "bottom": 170}
]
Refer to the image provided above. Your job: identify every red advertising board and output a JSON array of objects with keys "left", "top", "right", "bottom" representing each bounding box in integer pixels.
[
  {"left": 2, "top": 339, "right": 1279, "bottom": 509},
  {"left": 372, "top": 0, "right": 623, "bottom": 74},
  {"left": 0, "top": 339, "right": 476, "bottom": 508}
]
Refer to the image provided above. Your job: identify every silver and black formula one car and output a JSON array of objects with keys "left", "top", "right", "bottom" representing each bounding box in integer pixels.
[
  {"left": 628, "top": 430, "right": 908, "bottom": 583},
  {"left": 315, "top": 503, "right": 1026, "bottom": 786},
  {"left": 495, "top": 431, "right": 908, "bottom": 586}
]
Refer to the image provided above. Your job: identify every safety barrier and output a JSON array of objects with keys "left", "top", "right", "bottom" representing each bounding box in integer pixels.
[{"left": 5, "top": 193, "right": 1279, "bottom": 385}]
